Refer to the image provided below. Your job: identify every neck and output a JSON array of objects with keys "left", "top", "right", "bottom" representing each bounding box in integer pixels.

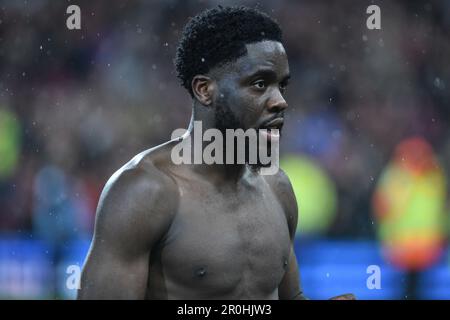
[{"left": 182, "top": 106, "right": 250, "bottom": 184}]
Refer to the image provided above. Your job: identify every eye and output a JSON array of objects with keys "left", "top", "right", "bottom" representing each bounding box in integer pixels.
[
  {"left": 252, "top": 80, "right": 266, "bottom": 90},
  {"left": 279, "top": 82, "right": 288, "bottom": 94}
]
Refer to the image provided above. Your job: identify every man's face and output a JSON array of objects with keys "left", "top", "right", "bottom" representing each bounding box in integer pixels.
[{"left": 210, "top": 40, "right": 290, "bottom": 136}]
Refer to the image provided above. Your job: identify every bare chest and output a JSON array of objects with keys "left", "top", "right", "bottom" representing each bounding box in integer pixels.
[{"left": 158, "top": 181, "right": 291, "bottom": 298}]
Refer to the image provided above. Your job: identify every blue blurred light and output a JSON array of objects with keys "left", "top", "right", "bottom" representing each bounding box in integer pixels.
[{"left": 294, "top": 238, "right": 405, "bottom": 299}]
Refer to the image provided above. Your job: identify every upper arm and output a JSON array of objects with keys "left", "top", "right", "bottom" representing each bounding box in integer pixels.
[
  {"left": 267, "top": 170, "right": 308, "bottom": 300},
  {"left": 77, "top": 165, "right": 178, "bottom": 299}
]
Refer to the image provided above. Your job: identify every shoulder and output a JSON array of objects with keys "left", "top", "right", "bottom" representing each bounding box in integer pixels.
[
  {"left": 95, "top": 141, "right": 181, "bottom": 242},
  {"left": 263, "top": 169, "right": 298, "bottom": 237},
  {"left": 263, "top": 169, "right": 296, "bottom": 206},
  {"left": 263, "top": 169, "right": 294, "bottom": 197},
  {"left": 101, "top": 144, "right": 179, "bottom": 209}
]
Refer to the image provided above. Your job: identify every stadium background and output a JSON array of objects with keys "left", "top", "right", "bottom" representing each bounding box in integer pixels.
[{"left": 0, "top": 0, "right": 449, "bottom": 299}]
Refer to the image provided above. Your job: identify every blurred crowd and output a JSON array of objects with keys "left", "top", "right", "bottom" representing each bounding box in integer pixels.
[{"left": 0, "top": 0, "right": 449, "bottom": 249}]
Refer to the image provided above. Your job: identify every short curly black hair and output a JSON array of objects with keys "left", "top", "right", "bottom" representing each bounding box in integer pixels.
[{"left": 175, "top": 6, "right": 283, "bottom": 96}]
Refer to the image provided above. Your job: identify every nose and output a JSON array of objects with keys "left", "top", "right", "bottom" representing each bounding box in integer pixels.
[{"left": 267, "top": 88, "right": 288, "bottom": 113}]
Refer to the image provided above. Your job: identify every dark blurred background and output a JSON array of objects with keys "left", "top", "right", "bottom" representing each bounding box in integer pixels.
[{"left": 0, "top": 0, "right": 449, "bottom": 299}]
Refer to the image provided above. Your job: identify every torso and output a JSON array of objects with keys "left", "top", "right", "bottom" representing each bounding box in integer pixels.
[{"left": 139, "top": 144, "right": 291, "bottom": 299}]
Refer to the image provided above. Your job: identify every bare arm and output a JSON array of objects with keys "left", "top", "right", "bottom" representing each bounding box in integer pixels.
[
  {"left": 268, "top": 170, "right": 308, "bottom": 300},
  {"left": 273, "top": 171, "right": 355, "bottom": 300},
  {"left": 77, "top": 165, "right": 178, "bottom": 299},
  {"left": 278, "top": 247, "right": 308, "bottom": 300}
]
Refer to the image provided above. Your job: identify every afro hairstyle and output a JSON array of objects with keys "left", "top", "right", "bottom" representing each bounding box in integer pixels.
[{"left": 175, "top": 6, "right": 283, "bottom": 96}]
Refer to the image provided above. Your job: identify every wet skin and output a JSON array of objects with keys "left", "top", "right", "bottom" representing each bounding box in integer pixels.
[{"left": 78, "top": 41, "right": 306, "bottom": 299}]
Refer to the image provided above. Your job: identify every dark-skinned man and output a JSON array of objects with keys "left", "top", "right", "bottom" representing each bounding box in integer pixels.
[{"left": 78, "top": 6, "right": 355, "bottom": 300}]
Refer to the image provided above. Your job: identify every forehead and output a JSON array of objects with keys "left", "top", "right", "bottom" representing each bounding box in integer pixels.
[{"left": 232, "top": 40, "right": 289, "bottom": 76}]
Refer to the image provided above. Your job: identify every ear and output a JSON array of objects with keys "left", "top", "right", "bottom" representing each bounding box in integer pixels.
[{"left": 191, "top": 75, "right": 215, "bottom": 106}]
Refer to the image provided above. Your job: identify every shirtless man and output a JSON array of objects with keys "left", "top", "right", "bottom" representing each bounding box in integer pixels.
[{"left": 78, "top": 6, "right": 352, "bottom": 300}]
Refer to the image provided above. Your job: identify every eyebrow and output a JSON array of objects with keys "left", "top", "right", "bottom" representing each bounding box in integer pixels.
[{"left": 245, "top": 69, "right": 290, "bottom": 82}]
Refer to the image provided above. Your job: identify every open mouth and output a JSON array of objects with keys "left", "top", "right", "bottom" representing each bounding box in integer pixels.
[
  {"left": 258, "top": 118, "right": 283, "bottom": 141},
  {"left": 259, "top": 118, "right": 284, "bottom": 131}
]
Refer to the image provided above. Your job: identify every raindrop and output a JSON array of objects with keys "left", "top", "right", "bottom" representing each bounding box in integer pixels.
[
  {"left": 195, "top": 267, "right": 207, "bottom": 277},
  {"left": 434, "top": 77, "right": 445, "bottom": 89}
]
